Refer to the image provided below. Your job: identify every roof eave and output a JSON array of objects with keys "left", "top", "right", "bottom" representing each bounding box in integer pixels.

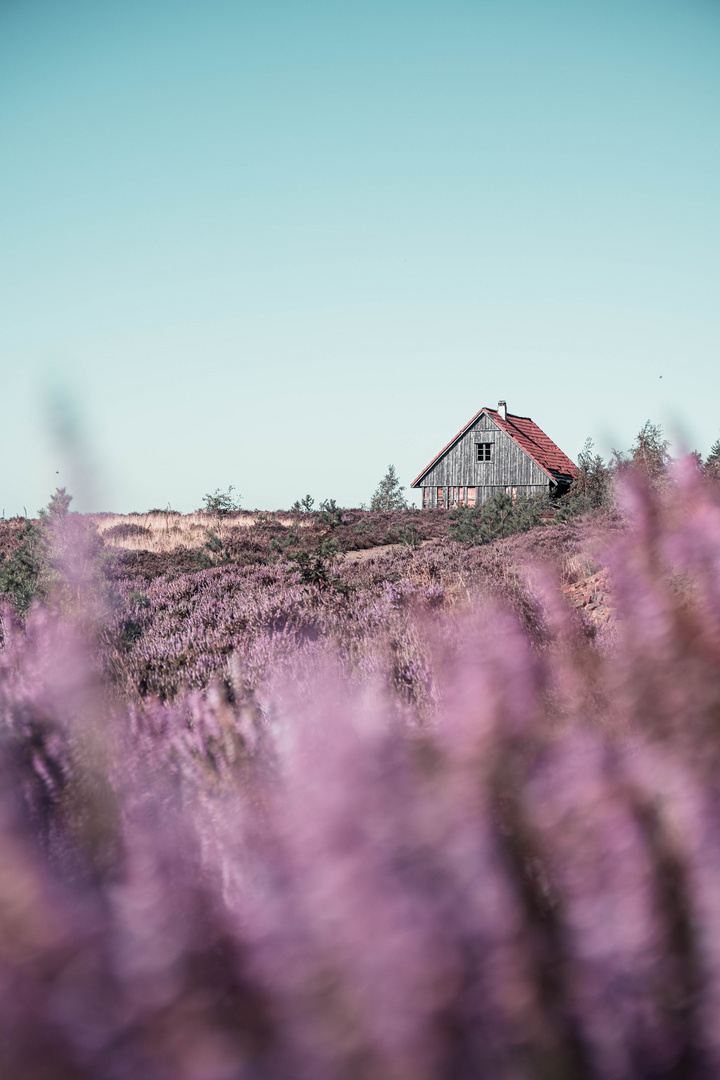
[
  {"left": 411, "top": 408, "right": 490, "bottom": 486},
  {"left": 412, "top": 408, "right": 578, "bottom": 487}
]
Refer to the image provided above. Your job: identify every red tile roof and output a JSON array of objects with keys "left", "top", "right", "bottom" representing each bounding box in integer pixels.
[{"left": 412, "top": 408, "right": 578, "bottom": 487}]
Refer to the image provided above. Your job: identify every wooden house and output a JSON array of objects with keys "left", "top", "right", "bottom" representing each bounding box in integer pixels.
[{"left": 412, "top": 401, "right": 578, "bottom": 509}]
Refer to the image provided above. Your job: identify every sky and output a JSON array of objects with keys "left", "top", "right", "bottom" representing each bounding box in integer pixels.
[{"left": 1, "top": 0, "right": 719, "bottom": 513}]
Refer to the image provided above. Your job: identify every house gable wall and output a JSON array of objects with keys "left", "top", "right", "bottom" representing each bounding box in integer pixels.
[{"left": 418, "top": 413, "right": 550, "bottom": 490}]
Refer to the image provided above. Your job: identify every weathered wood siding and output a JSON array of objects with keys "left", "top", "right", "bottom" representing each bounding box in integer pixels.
[
  {"left": 425, "top": 486, "right": 549, "bottom": 508},
  {"left": 418, "top": 413, "right": 550, "bottom": 500}
]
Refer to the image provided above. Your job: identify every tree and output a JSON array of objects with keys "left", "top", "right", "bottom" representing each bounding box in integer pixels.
[
  {"left": 557, "top": 439, "right": 612, "bottom": 519},
  {"left": 319, "top": 499, "right": 343, "bottom": 527},
  {"left": 201, "top": 486, "right": 241, "bottom": 516},
  {"left": 705, "top": 439, "right": 720, "bottom": 484},
  {"left": 628, "top": 421, "right": 670, "bottom": 486},
  {"left": 291, "top": 495, "right": 315, "bottom": 513},
  {"left": 39, "top": 487, "right": 73, "bottom": 523},
  {"left": 370, "top": 465, "right": 408, "bottom": 512}
]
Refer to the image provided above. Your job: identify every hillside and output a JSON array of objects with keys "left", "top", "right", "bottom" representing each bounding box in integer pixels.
[
  {"left": 0, "top": 505, "right": 622, "bottom": 703},
  {"left": 3, "top": 480, "right": 720, "bottom": 1074}
]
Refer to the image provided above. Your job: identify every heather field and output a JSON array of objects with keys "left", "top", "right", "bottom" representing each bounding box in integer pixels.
[{"left": 2, "top": 475, "right": 720, "bottom": 1077}]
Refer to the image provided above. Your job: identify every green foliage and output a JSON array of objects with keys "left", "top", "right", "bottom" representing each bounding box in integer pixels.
[
  {"left": 319, "top": 498, "right": 344, "bottom": 527},
  {"left": 556, "top": 439, "right": 612, "bottom": 520},
  {"left": 267, "top": 527, "right": 300, "bottom": 562},
  {"left": 103, "top": 523, "right": 152, "bottom": 541},
  {"left": 201, "top": 486, "right": 241, "bottom": 516},
  {"left": 559, "top": 424, "right": 674, "bottom": 521},
  {"left": 290, "top": 536, "right": 342, "bottom": 587},
  {"left": 128, "top": 589, "right": 151, "bottom": 608},
  {"left": 39, "top": 487, "right": 73, "bottom": 522},
  {"left": 195, "top": 530, "right": 231, "bottom": 569},
  {"left": 619, "top": 421, "right": 670, "bottom": 487},
  {"left": 397, "top": 523, "right": 422, "bottom": 549},
  {"left": 0, "top": 488, "right": 83, "bottom": 616},
  {"left": 203, "top": 530, "right": 226, "bottom": 556},
  {"left": 291, "top": 495, "right": 315, "bottom": 513},
  {"left": 370, "top": 465, "right": 408, "bottom": 512},
  {"left": 705, "top": 439, "right": 720, "bottom": 483},
  {"left": 0, "top": 520, "right": 45, "bottom": 615},
  {"left": 449, "top": 491, "right": 545, "bottom": 545}
]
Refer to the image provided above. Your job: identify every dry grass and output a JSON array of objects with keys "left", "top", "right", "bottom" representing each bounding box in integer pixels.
[
  {"left": 90, "top": 511, "right": 308, "bottom": 553},
  {"left": 560, "top": 551, "right": 603, "bottom": 585}
]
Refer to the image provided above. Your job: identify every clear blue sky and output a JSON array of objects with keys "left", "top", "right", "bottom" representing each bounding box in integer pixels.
[{"left": 2, "top": 0, "right": 719, "bottom": 513}]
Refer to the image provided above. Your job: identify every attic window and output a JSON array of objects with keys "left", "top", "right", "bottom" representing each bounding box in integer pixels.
[{"left": 476, "top": 442, "right": 493, "bottom": 462}]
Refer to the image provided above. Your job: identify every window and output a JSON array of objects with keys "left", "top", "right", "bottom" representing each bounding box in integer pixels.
[{"left": 476, "top": 442, "right": 492, "bottom": 462}]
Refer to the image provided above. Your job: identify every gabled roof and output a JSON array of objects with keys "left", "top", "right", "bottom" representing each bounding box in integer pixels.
[{"left": 411, "top": 408, "right": 578, "bottom": 487}]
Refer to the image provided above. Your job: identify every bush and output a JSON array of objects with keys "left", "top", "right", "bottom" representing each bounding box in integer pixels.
[
  {"left": 194, "top": 529, "right": 232, "bottom": 569},
  {"left": 449, "top": 491, "right": 545, "bottom": 544},
  {"left": 319, "top": 498, "right": 344, "bottom": 527},
  {"left": 0, "top": 519, "right": 44, "bottom": 615},
  {"left": 0, "top": 488, "right": 97, "bottom": 616},
  {"left": 289, "top": 535, "right": 343, "bottom": 587},
  {"left": 397, "top": 523, "right": 422, "bottom": 549},
  {"left": 103, "top": 522, "right": 152, "bottom": 541}
]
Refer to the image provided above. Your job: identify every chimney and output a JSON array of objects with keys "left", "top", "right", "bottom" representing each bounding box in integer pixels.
[{"left": 498, "top": 400, "right": 507, "bottom": 421}]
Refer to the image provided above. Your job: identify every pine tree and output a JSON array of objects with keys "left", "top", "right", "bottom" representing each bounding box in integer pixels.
[
  {"left": 370, "top": 465, "right": 408, "bottom": 512},
  {"left": 290, "top": 495, "right": 315, "bottom": 513},
  {"left": 705, "top": 439, "right": 720, "bottom": 483},
  {"left": 450, "top": 491, "right": 544, "bottom": 544}
]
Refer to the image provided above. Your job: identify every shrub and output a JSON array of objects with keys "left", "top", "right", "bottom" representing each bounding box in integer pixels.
[
  {"left": 449, "top": 491, "right": 545, "bottom": 544},
  {"left": 319, "top": 498, "right": 344, "bottom": 527},
  {"left": 0, "top": 488, "right": 102, "bottom": 616},
  {"left": 103, "top": 522, "right": 152, "bottom": 541},
  {"left": 289, "top": 535, "right": 343, "bottom": 587},
  {"left": 0, "top": 519, "right": 44, "bottom": 614},
  {"left": 397, "top": 523, "right": 422, "bottom": 549},
  {"left": 194, "top": 529, "right": 232, "bottom": 569}
]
